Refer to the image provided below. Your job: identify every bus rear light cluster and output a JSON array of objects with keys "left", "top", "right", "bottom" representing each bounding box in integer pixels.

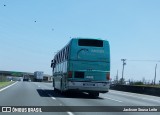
[
  {"left": 68, "top": 71, "right": 72, "bottom": 78},
  {"left": 106, "top": 73, "right": 110, "bottom": 80}
]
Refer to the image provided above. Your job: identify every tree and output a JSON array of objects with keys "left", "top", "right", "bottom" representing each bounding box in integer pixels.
[
  {"left": 142, "top": 77, "right": 146, "bottom": 84},
  {"left": 119, "top": 78, "right": 125, "bottom": 84},
  {"left": 0, "top": 75, "right": 7, "bottom": 82},
  {"left": 11, "top": 72, "right": 22, "bottom": 77}
]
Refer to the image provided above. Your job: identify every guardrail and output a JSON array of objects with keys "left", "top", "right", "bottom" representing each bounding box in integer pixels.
[{"left": 110, "top": 85, "right": 160, "bottom": 97}]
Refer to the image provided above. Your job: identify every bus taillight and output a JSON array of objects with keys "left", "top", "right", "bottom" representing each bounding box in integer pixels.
[
  {"left": 68, "top": 71, "right": 72, "bottom": 78},
  {"left": 106, "top": 73, "right": 110, "bottom": 80}
]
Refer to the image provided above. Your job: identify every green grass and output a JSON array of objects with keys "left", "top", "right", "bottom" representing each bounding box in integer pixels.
[{"left": 0, "top": 81, "right": 14, "bottom": 88}]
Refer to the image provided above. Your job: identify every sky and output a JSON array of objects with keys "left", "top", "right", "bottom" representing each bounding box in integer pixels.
[{"left": 0, "top": 0, "right": 160, "bottom": 83}]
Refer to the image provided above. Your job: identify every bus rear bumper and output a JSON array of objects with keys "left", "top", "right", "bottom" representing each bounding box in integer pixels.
[{"left": 67, "top": 81, "right": 110, "bottom": 93}]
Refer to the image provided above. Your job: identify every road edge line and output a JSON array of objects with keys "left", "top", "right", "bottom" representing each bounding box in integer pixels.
[{"left": 0, "top": 81, "right": 18, "bottom": 92}]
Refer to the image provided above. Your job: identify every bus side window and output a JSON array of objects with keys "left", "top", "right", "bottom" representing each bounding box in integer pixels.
[
  {"left": 64, "top": 47, "right": 67, "bottom": 60},
  {"left": 61, "top": 50, "right": 63, "bottom": 62},
  {"left": 62, "top": 49, "right": 65, "bottom": 61},
  {"left": 64, "top": 48, "right": 66, "bottom": 60},
  {"left": 57, "top": 53, "right": 59, "bottom": 63},
  {"left": 61, "top": 51, "right": 63, "bottom": 62},
  {"left": 66, "top": 46, "right": 69, "bottom": 59},
  {"left": 59, "top": 52, "right": 61, "bottom": 63},
  {"left": 60, "top": 51, "right": 62, "bottom": 62},
  {"left": 55, "top": 56, "right": 57, "bottom": 65}
]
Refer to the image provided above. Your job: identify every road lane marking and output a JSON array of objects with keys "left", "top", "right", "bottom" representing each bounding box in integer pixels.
[
  {"left": 103, "top": 97, "right": 122, "bottom": 103},
  {"left": 67, "top": 111, "right": 74, "bottom": 115},
  {"left": 0, "top": 81, "right": 18, "bottom": 92},
  {"left": 48, "top": 94, "right": 56, "bottom": 100},
  {"left": 83, "top": 92, "right": 88, "bottom": 94},
  {"left": 110, "top": 91, "right": 160, "bottom": 103}
]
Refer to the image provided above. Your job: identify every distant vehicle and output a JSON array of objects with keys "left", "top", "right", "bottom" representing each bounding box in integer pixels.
[
  {"left": 23, "top": 74, "right": 29, "bottom": 81},
  {"left": 34, "top": 71, "right": 43, "bottom": 82},
  {"left": 51, "top": 38, "right": 110, "bottom": 97}
]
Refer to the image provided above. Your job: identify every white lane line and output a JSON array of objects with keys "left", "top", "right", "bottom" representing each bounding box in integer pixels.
[
  {"left": 110, "top": 91, "right": 160, "bottom": 103},
  {"left": 103, "top": 97, "right": 122, "bottom": 103},
  {"left": 0, "top": 81, "right": 18, "bottom": 92},
  {"left": 67, "top": 111, "right": 74, "bottom": 115},
  {"left": 48, "top": 94, "right": 56, "bottom": 100},
  {"left": 83, "top": 92, "right": 88, "bottom": 94}
]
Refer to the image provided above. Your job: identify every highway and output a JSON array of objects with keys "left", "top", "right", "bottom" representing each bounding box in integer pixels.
[{"left": 0, "top": 81, "right": 160, "bottom": 115}]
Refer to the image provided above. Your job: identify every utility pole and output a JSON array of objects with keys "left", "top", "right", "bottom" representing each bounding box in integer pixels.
[
  {"left": 154, "top": 64, "right": 157, "bottom": 85},
  {"left": 116, "top": 70, "right": 118, "bottom": 84},
  {"left": 121, "top": 59, "right": 126, "bottom": 84}
]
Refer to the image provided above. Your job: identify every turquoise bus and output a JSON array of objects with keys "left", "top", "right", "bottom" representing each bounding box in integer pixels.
[{"left": 51, "top": 38, "right": 110, "bottom": 97}]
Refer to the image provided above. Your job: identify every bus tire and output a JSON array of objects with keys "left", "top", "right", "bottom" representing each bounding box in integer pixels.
[
  {"left": 54, "top": 87, "right": 58, "bottom": 92},
  {"left": 89, "top": 92, "right": 99, "bottom": 98}
]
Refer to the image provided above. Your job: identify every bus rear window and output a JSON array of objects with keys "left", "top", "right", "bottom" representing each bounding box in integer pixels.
[{"left": 78, "top": 39, "right": 103, "bottom": 47}]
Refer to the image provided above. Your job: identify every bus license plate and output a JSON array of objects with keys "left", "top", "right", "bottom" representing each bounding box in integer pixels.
[{"left": 83, "top": 83, "right": 95, "bottom": 87}]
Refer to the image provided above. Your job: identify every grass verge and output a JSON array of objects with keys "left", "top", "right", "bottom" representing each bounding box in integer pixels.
[{"left": 0, "top": 81, "right": 15, "bottom": 89}]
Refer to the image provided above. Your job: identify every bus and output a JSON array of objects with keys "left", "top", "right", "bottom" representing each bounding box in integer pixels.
[{"left": 51, "top": 38, "right": 110, "bottom": 97}]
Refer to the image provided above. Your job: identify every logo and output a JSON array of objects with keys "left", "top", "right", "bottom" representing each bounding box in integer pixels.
[{"left": 2, "top": 107, "right": 11, "bottom": 112}]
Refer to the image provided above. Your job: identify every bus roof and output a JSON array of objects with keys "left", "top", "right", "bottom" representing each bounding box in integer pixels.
[{"left": 71, "top": 37, "right": 108, "bottom": 41}]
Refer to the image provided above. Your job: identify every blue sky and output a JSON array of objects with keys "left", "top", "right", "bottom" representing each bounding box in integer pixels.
[{"left": 0, "top": 0, "right": 160, "bottom": 83}]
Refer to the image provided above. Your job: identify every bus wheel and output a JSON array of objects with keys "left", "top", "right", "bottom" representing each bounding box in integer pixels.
[
  {"left": 89, "top": 92, "right": 99, "bottom": 98},
  {"left": 63, "top": 91, "right": 71, "bottom": 96},
  {"left": 54, "top": 88, "right": 58, "bottom": 92}
]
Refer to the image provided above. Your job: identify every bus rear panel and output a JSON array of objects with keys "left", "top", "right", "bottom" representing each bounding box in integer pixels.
[
  {"left": 51, "top": 38, "right": 110, "bottom": 97},
  {"left": 67, "top": 39, "right": 110, "bottom": 93}
]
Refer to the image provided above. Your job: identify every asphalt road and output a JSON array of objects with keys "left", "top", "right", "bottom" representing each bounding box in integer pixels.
[{"left": 0, "top": 81, "right": 160, "bottom": 115}]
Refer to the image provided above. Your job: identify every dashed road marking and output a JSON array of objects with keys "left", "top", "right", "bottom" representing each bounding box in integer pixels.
[
  {"left": 67, "top": 111, "right": 74, "bottom": 115},
  {"left": 103, "top": 97, "right": 122, "bottom": 103},
  {"left": 83, "top": 92, "right": 88, "bottom": 94},
  {"left": 0, "top": 81, "right": 18, "bottom": 92},
  {"left": 48, "top": 94, "right": 56, "bottom": 100}
]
